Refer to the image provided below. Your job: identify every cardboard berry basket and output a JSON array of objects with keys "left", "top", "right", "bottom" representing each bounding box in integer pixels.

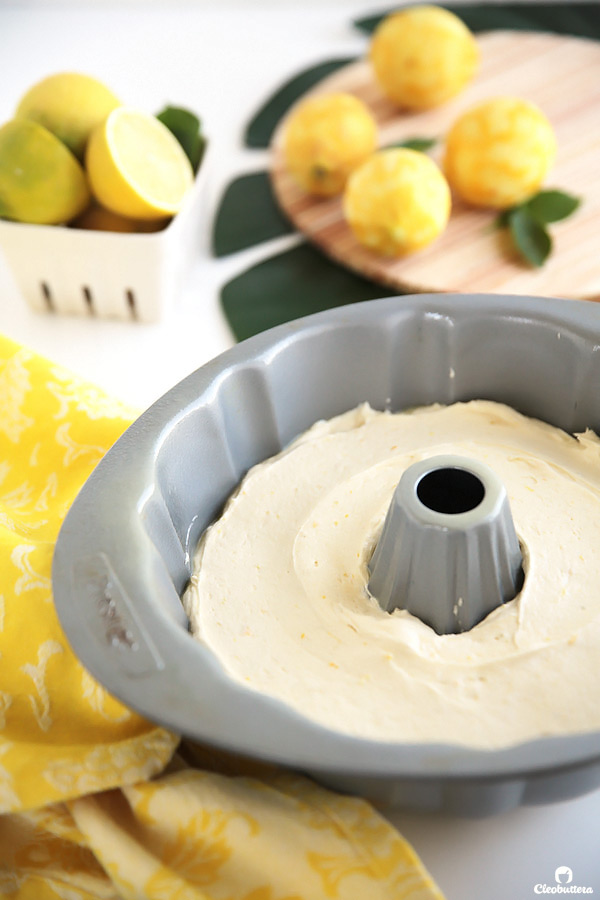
[{"left": 0, "top": 148, "right": 208, "bottom": 323}]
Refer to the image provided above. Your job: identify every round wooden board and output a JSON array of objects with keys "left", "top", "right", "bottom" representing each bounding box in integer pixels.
[{"left": 270, "top": 31, "right": 600, "bottom": 300}]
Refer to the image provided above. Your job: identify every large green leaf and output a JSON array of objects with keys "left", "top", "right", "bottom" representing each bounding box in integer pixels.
[
  {"left": 221, "top": 243, "right": 396, "bottom": 342},
  {"left": 354, "top": 3, "right": 600, "bottom": 38},
  {"left": 244, "top": 57, "right": 357, "bottom": 149},
  {"left": 213, "top": 172, "right": 294, "bottom": 257}
]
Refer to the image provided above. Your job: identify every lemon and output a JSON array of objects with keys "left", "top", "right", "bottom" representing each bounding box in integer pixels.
[
  {"left": 443, "top": 97, "right": 557, "bottom": 208},
  {"left": 283, "top": 93, "right": 377, "bottom": 196},
  {"left": 71, "top": 202, "right": 167, "bottom": 233},
  {"left": 85, "top": 107, "right": 194, "bottom": 220},
  {"left": 370, "top": 5, "right": 479, "bottom": 110},
  {"left": 16, "top": 72, "right": 120, "bottom": 160},
  {"left": 0, "top": 118, "right": 91, "bottom": 225},
  {"left": 343, "top": 148, "right": 451, "bottom": 255}
]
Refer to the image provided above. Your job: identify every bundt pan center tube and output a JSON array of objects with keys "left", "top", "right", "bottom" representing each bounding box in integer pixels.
[
  {"left": 368, "top": 454, "right": 524, "bottom": 634},
  {"left": 51, "top": 293, "right": 600, "bottom": 816}
]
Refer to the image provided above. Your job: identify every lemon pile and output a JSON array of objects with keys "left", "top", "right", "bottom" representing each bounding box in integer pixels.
[
  {"left": 0, "top": 72, "right": 194, "bottom": 230},
  {"left": 282, "top": 4, "right": 558, "bottom": 258}
]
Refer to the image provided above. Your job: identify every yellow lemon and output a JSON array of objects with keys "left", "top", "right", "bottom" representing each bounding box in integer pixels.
[
  {"left": 0, "top": 118, "right": 91, "bottom": 225},
  {"left": 85, "top": 107, "right": 194, "bottom": 220},
  {"left": 283, "top": 93, "right": 377, "bottom": 196},
  {"left": 71, "top": 202, "right": 167, "bottom": 233},
  {"left": 343, "top": 148, "right": 451, "bottom": 255},
  {"left": 443, "top": 97, "right": 557, "bottom": 208},
  {"left": 16, "top": 72, "right": 120, "bottom": 160},
  {"left": 370, "top": 5, "right": 479, "bottom": 110}
]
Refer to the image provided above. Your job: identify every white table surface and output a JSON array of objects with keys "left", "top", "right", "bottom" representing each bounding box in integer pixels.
[{"left": 1, "top": 2, "right": 599, "bottom": 897}]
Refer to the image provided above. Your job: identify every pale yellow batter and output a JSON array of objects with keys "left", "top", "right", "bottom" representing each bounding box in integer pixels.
[{"left": 183, "top": 401, "right": 600, "bottom": 748}]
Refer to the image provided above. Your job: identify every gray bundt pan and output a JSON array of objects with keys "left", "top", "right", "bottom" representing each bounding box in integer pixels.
[{"left": 52, "top": 293, "right": 600, "bottom": 816}]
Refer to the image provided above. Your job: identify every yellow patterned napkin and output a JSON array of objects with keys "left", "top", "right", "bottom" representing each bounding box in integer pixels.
[{"left": 0, "top": 334, "right": 445, "bottom": 900}]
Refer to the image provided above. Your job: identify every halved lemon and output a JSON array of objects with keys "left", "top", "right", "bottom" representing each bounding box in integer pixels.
[
  {"left": 0, "top": 118, "right": 90, "bottom": 225},
  {"left": 86, "top": 107, "right": 194, "bottom": 220}
]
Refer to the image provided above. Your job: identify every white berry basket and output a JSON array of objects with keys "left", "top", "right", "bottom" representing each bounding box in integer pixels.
[{"left": 0, "top": 147, "right": 209, "bottom": 323}]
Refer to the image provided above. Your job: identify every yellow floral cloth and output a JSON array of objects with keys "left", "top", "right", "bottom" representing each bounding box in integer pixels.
[{"left": 0, "top": 334, "right": 445, "bottom": 900}]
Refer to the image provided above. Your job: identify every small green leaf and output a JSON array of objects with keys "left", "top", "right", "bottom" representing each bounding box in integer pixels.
[
  {"left": 495, "top": 208, "right": 512, "bottom": 230},
  {"left": 525, "top": 189, "right": 581, "bottom": 224},
  {"left": 508, "top": 207, "right": 552, "bottom": 267},
  {"left": 156, "top": 106, "right": 206, "bottom": 173},
  {"left": 386, "top": 137, "right": 437, "bottom": 153}
]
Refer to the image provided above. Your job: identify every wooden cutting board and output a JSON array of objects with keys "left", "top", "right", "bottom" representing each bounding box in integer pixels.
[{"left": 270, "top": 31, "right": 600, "bottom": 300}]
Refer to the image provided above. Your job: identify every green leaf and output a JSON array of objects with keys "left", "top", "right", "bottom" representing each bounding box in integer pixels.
[
  {"left": 244, "top": 57, "right": 357, "bottom": 149},
  {"left": 495, "top": 209, "right": 512, "bottom": 230},
  {"left": 221, "top": 243, "right": 396, "bottom": 342},
  {"left": 353, "top": 3, "right": 600, "bottom": 40},
  {"left": 387, "top": 137, "right": 437, "bottom": 153},
  {"left": 525, "top": 190, "right": 581, "bottom": 224},
  {"left": 212, "top": 171, "right": 294, "bottom": 257},
  {"left": 156, "top": 106, "right": 206, "bottom": 173},
  {"left": 508, "top": 207, "right": 552, "bottom": 267}
]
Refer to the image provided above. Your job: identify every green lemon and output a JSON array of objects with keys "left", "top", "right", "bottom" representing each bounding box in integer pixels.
[{"left": 0, "top": 119, "right": 91, "bottom": 225}]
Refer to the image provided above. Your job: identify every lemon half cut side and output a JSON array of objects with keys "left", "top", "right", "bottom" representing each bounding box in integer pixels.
[{"left": 86, "top": 107, "right": 194, "bottom": 221}]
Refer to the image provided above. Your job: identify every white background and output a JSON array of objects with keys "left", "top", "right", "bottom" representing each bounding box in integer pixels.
[{"left": 1, "top": 2, "right": 599, "bottom": 897}]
